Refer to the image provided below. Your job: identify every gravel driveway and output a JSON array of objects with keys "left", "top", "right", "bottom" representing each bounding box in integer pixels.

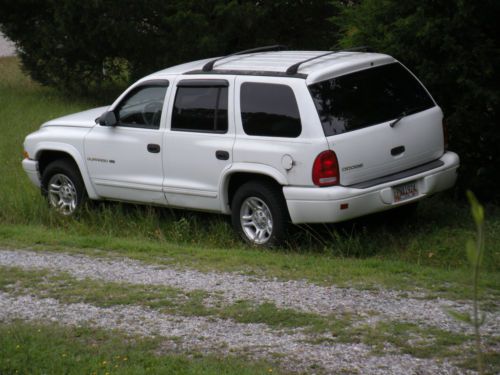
[{"left": 1, "top": 249, "right": 498, "bottom": 374}]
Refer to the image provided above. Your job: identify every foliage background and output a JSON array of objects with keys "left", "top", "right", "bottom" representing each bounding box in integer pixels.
[
  {"left": 336, "top": 0, "right": 500, "bottom": 201},
  {"left": 0, "top": 0, "right": 498, "bottom": 200}
]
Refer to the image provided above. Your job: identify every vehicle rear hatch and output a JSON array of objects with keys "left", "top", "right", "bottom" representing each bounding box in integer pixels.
[{"left": 308, "top": 62, "right": 444, "bottom": 186}]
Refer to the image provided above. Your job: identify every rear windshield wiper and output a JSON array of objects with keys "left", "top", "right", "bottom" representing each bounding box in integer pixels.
[{"left": 389, "top": 107, "right": 423, "bottom": 128}]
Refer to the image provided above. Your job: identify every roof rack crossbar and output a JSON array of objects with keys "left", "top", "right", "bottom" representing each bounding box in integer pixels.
[
  {"left": 285, "top": 46, "right": 372, "bottom": 75},
  {"left": 202, "top": 45, "right": 288, "bottom": 72}
]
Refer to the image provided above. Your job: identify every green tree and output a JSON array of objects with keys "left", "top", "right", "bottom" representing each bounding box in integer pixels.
[
  {"left": 336, "top": 0, "right": 500, "bottom": 200},
  {"left": 0, "top": 1, "right": 337, "bottom": 93}
]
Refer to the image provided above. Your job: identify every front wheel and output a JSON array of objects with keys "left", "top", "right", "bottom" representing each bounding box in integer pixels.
[
  {"left": 231, "top": 181, "right": 288, "bottom": 247},
  {"left": 41, "top": 159, "right": 87, "bottom": 216}
]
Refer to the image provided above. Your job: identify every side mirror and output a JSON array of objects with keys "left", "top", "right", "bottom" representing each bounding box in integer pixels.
[{"left": 97, "top": 111, "right": 117, "bottom": 126}]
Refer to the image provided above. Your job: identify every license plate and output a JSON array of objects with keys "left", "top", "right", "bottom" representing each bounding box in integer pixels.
[{"left": 393, "top": 182, "right": 418, "bottom": 203}]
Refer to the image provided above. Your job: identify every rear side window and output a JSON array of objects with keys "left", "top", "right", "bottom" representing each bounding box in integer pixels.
[
  {"left": 240, "top": 82, "right": 301, "bottom": 137},
  {"left": 309, "top": 62, "right": 435, "bottom": 136},
  {"left": 171, "top": 83, "right": 228, "bottom": 133}
]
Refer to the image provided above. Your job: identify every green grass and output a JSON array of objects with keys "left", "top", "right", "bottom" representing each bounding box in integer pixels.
[
  {"left": 0, "top": 266, "right": 353, "bottom": 332},
  {"left": 4, "top": 266, "right": 498, "bottom": 373},
  {"left": 0, "top": 56, "right": 499, "bottom": 298},
  {"left": 1, "top": 223, "right": 499, "bottom": 304},
  {"left": 0, "top": 322, "right": 281, "bottom": 375}
]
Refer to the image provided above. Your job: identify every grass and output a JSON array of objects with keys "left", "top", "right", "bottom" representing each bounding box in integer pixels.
[
  {"left": 0, "top": 265, "right": 352, "bottom": 332},
  {"left": 0, "top": 322, "right": 281, "bottom": 375},
  {"left": 1, "top": 56, "right": 500, "bottom": 372},
  {"left": 1, "top": 56, "right": 500, "bottom": 269},
  {"left": 1, "top": 222, "right": 499, "bottom": 304},
  {"left": 4, "top": 265, "right": 498, "bottom": 373}
]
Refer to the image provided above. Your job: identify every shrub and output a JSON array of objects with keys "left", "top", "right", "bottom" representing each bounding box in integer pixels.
[
  {"left": 336, "top": 0, "right": 500, "bottom": 200},
  {"left": 0, "top": 0, "right": 337, "bottom": 95}
]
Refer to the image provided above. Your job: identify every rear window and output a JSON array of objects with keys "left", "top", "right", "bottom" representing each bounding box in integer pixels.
[{"left": 309, "top": 62, "right": 435, "bottom": 136}]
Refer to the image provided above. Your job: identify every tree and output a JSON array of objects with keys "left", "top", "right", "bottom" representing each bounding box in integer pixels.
[
  {"left": 0, "top": 1, "right": 337, "bottom": 93},
  {"left": 336, "top": 0, "right": 500, "bottom": 200}
]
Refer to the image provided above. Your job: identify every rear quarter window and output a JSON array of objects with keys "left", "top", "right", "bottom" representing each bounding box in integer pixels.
[
  {"left": 240, "top": 82, "right": 301, "bottom": 138},
  {"left": 309, "top": 62, "right": 435, "bottom": 136}
]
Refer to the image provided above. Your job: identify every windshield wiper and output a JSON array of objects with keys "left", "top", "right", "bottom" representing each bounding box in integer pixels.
[{"left": 389, "top": 107, "right": 422, "bottom": 128}]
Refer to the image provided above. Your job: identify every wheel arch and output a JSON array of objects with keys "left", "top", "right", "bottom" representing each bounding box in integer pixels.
[
  {"left": 35, "top": 144, "right": 99, "bottom": 199},
  {"left": 220, "top": 164, "right": 288, "bottom": 215}
]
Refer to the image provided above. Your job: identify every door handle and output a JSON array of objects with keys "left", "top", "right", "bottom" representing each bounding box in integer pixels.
[
  {"left": 391, "top": 145, "right": 405, "bottom": 156},
  {"left": 215, "top": 150, "right": 230, "bottom": 160},
  {"left": 147, "top": 144, "right": 161, "bottom": 153}
]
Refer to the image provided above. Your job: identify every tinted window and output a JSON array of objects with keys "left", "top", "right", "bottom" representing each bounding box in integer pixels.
[
  {"left": 309, "top": 63, "right": 435, "bottom": 136},
  {"left": 117, "top": 85, "right": 168, "bottom": 129},
  {"left": 241, "top": 83, "right": 301, "bottom": 137},
  {"left": 171, "top": 86, "right": 228, "bottom": 133}
]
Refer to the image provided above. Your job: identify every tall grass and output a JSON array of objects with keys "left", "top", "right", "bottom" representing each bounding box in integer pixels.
[{"left": 1, "top": 56, "right": 500, "bottom": 273}]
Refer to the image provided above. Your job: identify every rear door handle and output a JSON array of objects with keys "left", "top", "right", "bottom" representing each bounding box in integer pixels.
[
  {"left": 391, "top": 145, "right": 405, "bottom": 156},
  {"left": 147, "top": 144, "right": 161, "bottom": 153},
  {"left": 215, "top": 150, "right": 230, "bottom": 160}
]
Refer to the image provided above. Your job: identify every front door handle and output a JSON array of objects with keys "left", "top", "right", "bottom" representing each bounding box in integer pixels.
[
  {"left": 215, "top": 150, "right": 230, "bottom": 160},
  {"left": 147, "top": 144, "right": 161, "bottom": 153}
]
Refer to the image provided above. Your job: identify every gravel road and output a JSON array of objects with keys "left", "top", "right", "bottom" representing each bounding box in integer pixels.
[{"left": 1, "top": 249, "right": 497, "bottom": 374}]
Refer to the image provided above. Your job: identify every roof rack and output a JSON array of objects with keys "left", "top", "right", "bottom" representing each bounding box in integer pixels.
[
  {"left": 285, "top": 46, "right": 372, "bottom": 75},
  {"left": 202, "top": 45, "right": 288, "bottom": 72}
]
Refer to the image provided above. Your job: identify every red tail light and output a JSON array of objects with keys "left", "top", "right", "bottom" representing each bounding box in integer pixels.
[
  {"left": 312, "top": 150, "right": 339, "bottom": 187},
  {"left": 442, "top": 118, "right": 449, "bottom": 151}
]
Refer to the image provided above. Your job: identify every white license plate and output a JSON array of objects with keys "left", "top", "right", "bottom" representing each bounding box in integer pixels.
[{"left": 393, "top": 182, "right": 418, "bottom": 203}]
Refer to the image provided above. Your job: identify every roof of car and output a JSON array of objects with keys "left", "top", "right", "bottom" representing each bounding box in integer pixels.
[{"left": 150, "top": 50, "right": 396, "bottom": 85}]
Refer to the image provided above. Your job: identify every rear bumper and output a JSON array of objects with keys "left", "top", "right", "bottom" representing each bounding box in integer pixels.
[
  {"left": 283, "top": 151, "right": 459, "bottom": 224},
  {"left": 22, "top": 158, "right": 41, "bottom": 188}
]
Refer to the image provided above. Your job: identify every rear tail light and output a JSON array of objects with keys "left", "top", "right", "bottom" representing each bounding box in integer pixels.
[
  {"left": 442, "top": 118, "right": 449, "bottom": 151},
  {"left": 312, "top": 150, "right": 339, "bottom": 187}
]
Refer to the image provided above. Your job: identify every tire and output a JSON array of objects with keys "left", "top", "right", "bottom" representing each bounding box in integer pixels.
[
  {"left": 41, "top": 159, "right": 87, "bottom": 216},
  {"left": 231, "top": 181, "right": 288, "bottom": 247}
]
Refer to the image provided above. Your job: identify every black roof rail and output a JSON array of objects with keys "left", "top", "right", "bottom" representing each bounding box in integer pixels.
[
  {"left": 285, "top": 46, "right": 373, "bottom": 75},
  {"left": 202, "top": 45, "right": 288, "bottom": 72}
]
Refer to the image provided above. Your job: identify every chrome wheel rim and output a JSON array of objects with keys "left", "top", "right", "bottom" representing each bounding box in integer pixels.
[
  {"left": 240, "top": 197, "right": 273, "bottom": 244},
  {"left": 47, "top": 174, "right": 78, "bottom": 215}
]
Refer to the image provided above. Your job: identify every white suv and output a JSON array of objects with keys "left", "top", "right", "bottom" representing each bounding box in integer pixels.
[{"left": 22, "top": 46, "right": 459, "bottom": 246}]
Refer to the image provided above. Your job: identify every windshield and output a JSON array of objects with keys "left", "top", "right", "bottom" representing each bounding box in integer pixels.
[{"left": 309, "top": 62, "right": 435, "bottom": 136}]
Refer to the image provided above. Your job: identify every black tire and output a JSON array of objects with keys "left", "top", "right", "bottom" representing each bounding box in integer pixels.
[
  {"left": 41, "top": 159, "right": 87, "bottom": 216},
  {"left": 231, "top": 181, "right": 288, "bottom": 247}
]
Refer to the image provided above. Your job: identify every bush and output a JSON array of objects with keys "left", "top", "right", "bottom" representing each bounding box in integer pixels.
[
  {"left": 335, "top": 0, "right": 500, "bottom": 201},
  {"left": 0, "top": 0, "right": 337, "bottom": 95}
]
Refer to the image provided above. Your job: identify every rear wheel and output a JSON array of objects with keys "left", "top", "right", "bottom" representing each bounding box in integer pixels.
[
  {"left": 231, "top": 181, "right": 288, "bottom": 247},
  {"left": 41, "top": 159, "right": 87, "bottom": 216}
]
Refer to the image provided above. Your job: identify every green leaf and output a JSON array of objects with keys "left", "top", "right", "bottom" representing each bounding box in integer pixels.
[
  {"left": 466, "top": 239, "right": 478, "bottom": 267},
  {"left": 466, "top": 190, "right": 484, "bottom": 225}
]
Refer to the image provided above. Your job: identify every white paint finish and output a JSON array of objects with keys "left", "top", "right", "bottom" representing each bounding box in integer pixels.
[
  {"left": 284, "top": 152, "right": 459, "bottom": 224},
  {"left": 42, "top": 106, "right": 108, "bottom": 128},
  {"left": 232, "top": 75, "right": 328, "bottom": 187},
  {"left": 23, "top": 127, "right": 99, "bottom": 199},
  {"left": 329, "top": 106, "right": 445, "bottom": 186},
  {"left": 162, "top": 75, "right": 236, "bottom": 212},
  {"left": 21, "top": 159, "right": 40, "bottom": 187},
  {"left": 21, "top": 50, "right": 460, "bottom": 227},
  {"left": 84, "top": 125, "right": 166, "bottom": 204}
]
